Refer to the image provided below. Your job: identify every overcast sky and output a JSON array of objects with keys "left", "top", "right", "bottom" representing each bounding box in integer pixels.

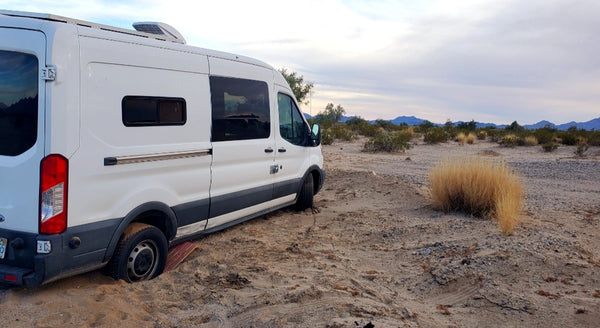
[{"left": 3, "top": 0, "right": 599, "bottom": 124}]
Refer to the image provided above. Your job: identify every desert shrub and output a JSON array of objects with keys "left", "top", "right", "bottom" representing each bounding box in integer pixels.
[
  {"left": 417, "top": 120, "right": 435, "bottom": 133},
  {"left": 574, "top": 137, "right": 589, "bottom": 157},
  {"left": 523, "top": 136, "right": 538, "bottom": 146},
  {"left": 321, "top": 129, "right": 333, "bottom": 145},
  {"left": 588, "top": 131, "right": 600, "bottom": 146},
  {"left": 541, "top": 142, "right": 558, "bottom": 152},
  {"left": 466, "top": 133, "right": 476, "bottom": 144},
  {"left": 429, "top": 157, "right": 523, "bottom": 235},
  {"left": 533, "top": 127, "right": 556, "bottom": 144},
  {"left": 559, "top": 132, "right": 578, "bottom": 146},
  {"left": 345, "top": 117, "right": 379, "bottom": 137},
  {"left": 486, "top": 129, "right": 504, "bottom": 143},
  {"left": 499, "top": 134, "right": 520, "bottom": 147},
  {"left": 424, "top": 127, "right": 448, "bottom": 144},
  {"left": 329, "top": 124, "right": 355, "bottom": 141},
  {"left": 455, "top": 132, "right": 466, "bottom": 145},
  {"left": 363, "top": 130, "right": 412, "bottom": 153},
  {"left": 403, "top": 126, "right": 415, "bottom": 138},
  {"left": 477, "top": 130, "right": 488, "bottom": 140}
]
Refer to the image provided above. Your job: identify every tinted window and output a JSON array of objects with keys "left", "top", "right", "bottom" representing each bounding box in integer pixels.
[
  {"left": 122, "top": 96, "right": 186, "bottom": 126},
  {"left": 278, "top": 93, "right": 306, "bottom": 146},
  {"left": 0, "top": 51, "right": 39, "bottom": 156},
  {"left": 210, "top": 76, "right": 270, "bottom": 141}
]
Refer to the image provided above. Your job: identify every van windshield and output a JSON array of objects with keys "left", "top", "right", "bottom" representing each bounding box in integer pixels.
[{"left": 0, "top": 50, "right": 38, "bottom": 156}]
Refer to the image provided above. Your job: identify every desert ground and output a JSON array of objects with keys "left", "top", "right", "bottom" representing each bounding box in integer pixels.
[{"left": 1, "top": 138, "right": 599, "bottom": 327}]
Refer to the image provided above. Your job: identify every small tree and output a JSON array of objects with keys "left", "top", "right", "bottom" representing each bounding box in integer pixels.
[
  {"left": 505, "top": 121, "right": 524, "bottom": 132},
  {"left": 324, "top": 103, "right": 346, "bottom": 123},
  {"left": 313, "top": 103, "right": 346, "bottom": 128},
  {"left": 278, "top": 68, "right": 314, "bottom": 105}
]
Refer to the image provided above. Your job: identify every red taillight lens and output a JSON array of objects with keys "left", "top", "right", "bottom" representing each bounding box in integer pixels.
[{"left": 39, "top": 154, "right": 68, "bottom": 234}]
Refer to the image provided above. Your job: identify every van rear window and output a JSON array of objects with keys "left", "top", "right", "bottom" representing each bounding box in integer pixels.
[
  {"left": 0, "top": 50, "right": 39, "bottom": 156},
  {"left": 122, "top": 96, "right": 186, "bottom": 126}
]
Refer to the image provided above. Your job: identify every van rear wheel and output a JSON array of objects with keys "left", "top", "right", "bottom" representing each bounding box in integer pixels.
[
  {"left": 294, "top": 175, "right": 314, "bottom": 211},
  {"left": 108, "top": 223, "right": 168, "bottom": 283}
]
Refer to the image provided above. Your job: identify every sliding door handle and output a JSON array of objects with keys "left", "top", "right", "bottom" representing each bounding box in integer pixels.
[
  {"left": 278, "top": 148, "right": 287, "bottom": 153},
  {"left": 264, "top": 148, "right": 274, "bottom": 153}
]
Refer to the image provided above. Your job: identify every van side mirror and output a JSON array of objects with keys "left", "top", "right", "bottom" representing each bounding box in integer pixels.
[{"left": 310, "top": 124, "right": 321, "bottom": 146}]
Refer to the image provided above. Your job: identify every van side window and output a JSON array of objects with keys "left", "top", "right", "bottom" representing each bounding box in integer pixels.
[
  {"left": 278, "top": 93, "right": 306, "bottom": 146},
  {"left": 122, "top": 96, "right": 186, "bottom": 126},
  {"left": 0, "top": 51, "right": 38, "bottom": 156},
  {"left": 210, "top": 76, "right": 270, "bottom": 141}
]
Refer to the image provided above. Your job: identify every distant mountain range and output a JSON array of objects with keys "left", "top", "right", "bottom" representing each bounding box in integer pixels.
[{"left": 305, "top": 114, "right": 600, "bottom": 131}]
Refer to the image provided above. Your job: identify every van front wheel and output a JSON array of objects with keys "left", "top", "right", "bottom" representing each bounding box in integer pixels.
[
  {"left": 108, "top": 223, "right": 168, "bottom": 283},
  {"left": 294, "top": 175, "right": 314, "bottom": 211}
]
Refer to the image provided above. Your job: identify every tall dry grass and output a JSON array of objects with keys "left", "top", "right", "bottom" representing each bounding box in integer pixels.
[
  {"left": 456, "top": 132, "right": 467, "bottom": 145},
  {"left": 428, "top": 157, "right": 523, "bottom": 235},
  {"left": 466, "top": 133, "right": 476, "bottom": 144}
]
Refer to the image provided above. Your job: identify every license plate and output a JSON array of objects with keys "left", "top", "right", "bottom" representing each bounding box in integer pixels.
[{"left": 0, "top": 237, "right": 7, "bottom": 259}]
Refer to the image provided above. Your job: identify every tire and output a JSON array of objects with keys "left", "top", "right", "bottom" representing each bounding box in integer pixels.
[
  {"left": 294, "top": 175, "right": 314, "bottom": 211},
  {"left": 107, "top": 223, "right": 168, "bottom": 283}
]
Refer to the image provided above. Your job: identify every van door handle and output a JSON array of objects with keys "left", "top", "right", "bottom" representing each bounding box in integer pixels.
[
  {"left": 264, "top": 148, "right": 274, "bottom": 153},
  {"left": 278, "top": 148, "right": 286, "bottom": 153}
]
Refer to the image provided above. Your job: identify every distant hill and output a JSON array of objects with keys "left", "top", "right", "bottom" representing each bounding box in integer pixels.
[
  {"left": 388, "top": 116, "right": 427, "bottom": 126},
  {"left": 304, "top": 113, "right": 600, "bottom": 131},
  {"left": 523, "top": 120, "right": 555, "bottom": 130}
]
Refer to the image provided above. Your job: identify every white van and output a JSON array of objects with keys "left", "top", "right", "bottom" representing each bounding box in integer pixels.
[{"left": 0, "top": 11, "right": 324, "bottom": 286}]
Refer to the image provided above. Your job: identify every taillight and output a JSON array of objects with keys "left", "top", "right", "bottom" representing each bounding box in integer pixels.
[{"left": 39, "top": 154, "right": 68, "bottom": 234}]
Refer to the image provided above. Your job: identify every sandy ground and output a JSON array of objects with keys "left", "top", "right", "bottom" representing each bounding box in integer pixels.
[{"left": 1, "top": 138, "right": 600, "bottom": 327}]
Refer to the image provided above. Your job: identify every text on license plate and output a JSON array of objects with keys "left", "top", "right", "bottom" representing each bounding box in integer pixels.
[{"left": 0, "top": 237, "right": 7, "bottom": 259}]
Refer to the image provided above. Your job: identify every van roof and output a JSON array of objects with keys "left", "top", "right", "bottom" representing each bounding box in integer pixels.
[
  {"left": 0, "top": 10, "right": 274, "bottom": 71},
  {"left": 0, "top": 10, "right": 185, "bottom": 44}
]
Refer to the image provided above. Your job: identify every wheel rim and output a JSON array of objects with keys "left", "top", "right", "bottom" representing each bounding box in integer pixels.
[{"left": 127, "top": 239, "right": 159, "bottom": 281}]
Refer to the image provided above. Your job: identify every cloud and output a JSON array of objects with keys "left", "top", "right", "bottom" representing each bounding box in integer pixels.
[{"left": 2, "top": 0, "right": 599, "bottom": 124}]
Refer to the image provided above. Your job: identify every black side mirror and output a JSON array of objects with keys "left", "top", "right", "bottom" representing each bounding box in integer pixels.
[{"left": 310, "top": 124, "right": 321, "bottom": 146}]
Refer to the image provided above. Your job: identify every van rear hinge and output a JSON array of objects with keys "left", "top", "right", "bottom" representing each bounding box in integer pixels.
[{"left": 41, "top": 66, "right": 57, "bottom": 81}]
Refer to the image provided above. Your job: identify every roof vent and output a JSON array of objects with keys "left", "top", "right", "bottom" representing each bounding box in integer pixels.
[{"left": 133, "top": 22, "right": 186, "bottom": 44}]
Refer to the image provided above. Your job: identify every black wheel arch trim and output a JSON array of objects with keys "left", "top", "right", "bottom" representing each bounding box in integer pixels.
[
  {"left": 297, "top": 165, "right": 325, "bottom": 197},
  {"left": 103, "top": 201, "right": 177, "bottom": 262}
]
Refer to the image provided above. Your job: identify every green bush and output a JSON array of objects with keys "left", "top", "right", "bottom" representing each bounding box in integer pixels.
[
  {"left": 542, "top": 142, "right": 558, "bottom": 152},
  {"left": 589, "top": 131, "right": 600, "bottom": 146},
  {"left": 346, "top": 118, "right": 379, "bottom": 137},
  {"left": 533, "top": 127, "right": 556, "bottom": 144},
  {"left": 363, "top": 130, "right": 412, "bottom": 153},
  {"left": 423, "top": 127, "right": 448, "bottom": 144},
  {"left": 559, "top": 132, "right": 578, "bottom": 146},
  {"left": 574, "top": 137, "right": 589, "bottom": 157},
  {"left": 329, "top": 124, "right": 355, "bottom": 141},
  {"left": 321, "top": 129, "right": 333, "bottom": 145}
]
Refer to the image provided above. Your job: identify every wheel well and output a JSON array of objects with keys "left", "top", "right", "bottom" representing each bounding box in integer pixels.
[
  {"left": 132, "top": 210, "right": 173, "bottom": 240},
  {"left": 309, "top": 169, "right": 324, "bottom": 195}
]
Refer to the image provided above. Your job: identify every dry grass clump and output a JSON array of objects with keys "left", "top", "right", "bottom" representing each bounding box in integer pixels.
[
  {"left": 429, "top": 157, "right": 523, "bottom": 235},
  {"left": 456, "top": 132, "right": 467, "bottom": 145},
  {"left": 455, "top": 132, "right": 476, "bottom": 145},
  {"left": 466, "top": 133, "right": 476, "bottom": 144},
  {"left": 524, "top": 136, "right": 538, "bottom": 146}
]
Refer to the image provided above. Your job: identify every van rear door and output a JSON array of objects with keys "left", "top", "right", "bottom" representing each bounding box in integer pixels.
[{"left": 0, "top": 28, "right": 47, "bottom": 234}]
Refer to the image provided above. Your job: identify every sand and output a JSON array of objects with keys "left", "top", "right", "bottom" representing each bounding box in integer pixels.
[{"left": 1, "top": 138, "right": 599, "bottom": 327}]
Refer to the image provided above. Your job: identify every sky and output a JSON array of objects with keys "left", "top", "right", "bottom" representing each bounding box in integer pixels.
[{"left": 2, "top": 0, "right": 599, "bottom": 125}]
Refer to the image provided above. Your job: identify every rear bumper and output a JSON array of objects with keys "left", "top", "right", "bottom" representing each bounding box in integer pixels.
[{"left": 0, "top": 219, "right": 120, "bottom": 286}]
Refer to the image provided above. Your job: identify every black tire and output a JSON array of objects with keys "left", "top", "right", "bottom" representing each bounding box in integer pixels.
[
  {"left": 294, "top": 175, "right": 314, "bottom": 211},
  {"left": 107, "top": 223, "right": 168, "bottom": 283}
]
